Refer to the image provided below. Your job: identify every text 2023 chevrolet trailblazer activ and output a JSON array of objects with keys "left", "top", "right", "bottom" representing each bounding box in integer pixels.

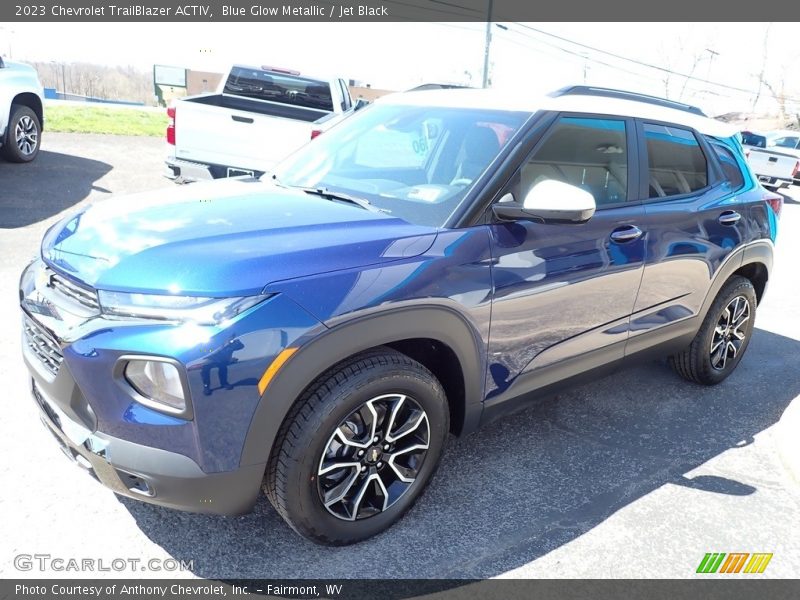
[{"left": 20, "top": 87, "right": 780, "bottom": 544}]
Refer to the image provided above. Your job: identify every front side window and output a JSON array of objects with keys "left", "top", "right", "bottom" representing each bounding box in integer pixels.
[
  {"left": 770, "top": 135, "right": 800, "bottom": 149},
  {"left": 516, "top": 116, "right": 629, "bottom": 207},
  {"left": 645, "top": 123, "right": 708, "bottom": 198},
  {"left": 271, "top": 103, "right": 528, "bottom": 228}
]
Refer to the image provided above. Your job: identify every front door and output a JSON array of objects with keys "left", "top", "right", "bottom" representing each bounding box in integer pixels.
[{"left": 485, "top": 114, "right": 646, "bottom": 401}]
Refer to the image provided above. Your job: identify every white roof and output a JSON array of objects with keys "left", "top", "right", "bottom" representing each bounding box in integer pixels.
[{"left": 379, "top": 88, "right": 737, "bottom": 138}]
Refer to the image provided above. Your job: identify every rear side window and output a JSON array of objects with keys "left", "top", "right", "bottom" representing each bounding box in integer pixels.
[
  {"left": 223, "top": 67, "right": 333, "bottom": 111},
  {"left": 709, "top": 142, "right": 745, "bottom": 190},
  {"left": 740, "top": 131, "right": 766, "bottom": 148},
  {"left": 644, "top": 123, "right": 708, "bottom": 198},
  {"left": 519, "top": 116, "right": 629, "bottom": 206}
]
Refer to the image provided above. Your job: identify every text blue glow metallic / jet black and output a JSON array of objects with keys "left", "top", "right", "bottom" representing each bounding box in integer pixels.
[{"left": 20, "top": 87, "right": 781, "bottom": 544}]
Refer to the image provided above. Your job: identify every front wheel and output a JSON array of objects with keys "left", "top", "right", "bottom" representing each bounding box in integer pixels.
[
  {"left": 669, "top": 275, "right": 757, "bottom": 385},
  {"left": 2, "top": 104, "right": 41, "bottom": 162},
  {"left": 264, "top": 348, "right": 449, "bottom": 545}
]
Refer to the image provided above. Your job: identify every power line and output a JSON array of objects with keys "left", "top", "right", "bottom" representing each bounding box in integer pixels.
[
  {"left": 501, "top": 22, "right": 800, "bottom": 103},
  {"left": 496, "top": 25, "right": 673, "bottom": 87}
]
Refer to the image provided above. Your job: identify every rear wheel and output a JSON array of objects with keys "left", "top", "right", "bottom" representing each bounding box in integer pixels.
[
  {"left": 669, "top": 276, "right": 756, "bottom": 385},
  {"left": 2, "top": 104, "right": 41, "bottom": 162},
  {"left": 264, "top": 348, "right": 449, "bottom": 545}
]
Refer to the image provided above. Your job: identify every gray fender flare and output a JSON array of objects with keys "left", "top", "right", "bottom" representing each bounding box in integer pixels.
[
  {"left": 239, "top": 303, "right": 486, "bottom": 467},
  {"left": 698, "top": 240, "right": 773, "bottom": 323}
]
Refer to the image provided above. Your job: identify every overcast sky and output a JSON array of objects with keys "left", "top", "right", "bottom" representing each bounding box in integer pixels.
[{"left": 2, "top": 22, "right": 798, "bottom": 114}]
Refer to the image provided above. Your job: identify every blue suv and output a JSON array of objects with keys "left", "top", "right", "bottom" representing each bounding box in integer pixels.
[{"left": 20, "top": 86, "right": 781, "bottom": 544}]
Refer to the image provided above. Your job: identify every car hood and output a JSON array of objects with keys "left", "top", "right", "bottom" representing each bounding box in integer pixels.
[{"left": 42, "top": 178, "right": 438, "bottom": 296}]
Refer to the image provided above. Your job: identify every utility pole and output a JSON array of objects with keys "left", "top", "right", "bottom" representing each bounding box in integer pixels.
[
  {"left": 580, "top": 52, "right": 589, "bottom": 83},
  {"left": 481, "top": 0, "right": 494, "bottom": 88},
  {"left": 705, "top": 48, "right": 719, "bottom": 81}
]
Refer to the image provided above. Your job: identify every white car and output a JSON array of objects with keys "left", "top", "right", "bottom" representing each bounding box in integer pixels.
[{"left": 0, "top": 57, "right": 45, "bottom": 162}]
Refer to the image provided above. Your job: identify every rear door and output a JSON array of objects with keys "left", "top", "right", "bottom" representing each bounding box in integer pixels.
[
  {"left": 485, "top": 114, "right": 646, "bottom": 401},
  {"left": 626, "top": 120, "right": 749, "bottom": 354}
]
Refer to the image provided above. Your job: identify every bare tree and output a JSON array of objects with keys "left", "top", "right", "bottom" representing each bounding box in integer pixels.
[
  {"left": 751, "top": 23, "right": 772, "bottom": 112},
  {"left": 27, "top": 60, "right": 154, "bottom": 105}
]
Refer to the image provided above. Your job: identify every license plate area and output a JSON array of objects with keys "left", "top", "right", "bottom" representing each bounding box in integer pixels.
[{"left": 227, "top": 167, "right": 254, "bottom": 178}]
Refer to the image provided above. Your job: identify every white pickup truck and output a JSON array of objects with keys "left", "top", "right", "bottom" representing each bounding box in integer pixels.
[
  {"left": 165, "top": 65, "right": 354, "bottom": 182},
  {"left": 742, "top": 130, "right": 800, "bottom": 190},
  {"left": 0, "top": 57, "right": 45, "bottom": 162}
]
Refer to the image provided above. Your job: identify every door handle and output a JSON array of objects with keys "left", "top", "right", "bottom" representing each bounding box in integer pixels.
[
  {"left": 610, "top": 225, "right": 643, "bottom": 243},
  {"left": 718, "top": 210, "right": 741, "bottom": 225},
  {"left": 231, "top": 115, "right": 254, "bottom": 124}
]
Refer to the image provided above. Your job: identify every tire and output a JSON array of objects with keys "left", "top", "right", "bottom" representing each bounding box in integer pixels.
[
  {"left": 2, "top": 104, "right": 41, "bottom": 162},
  {"left": 669, "top": 276, "right": 757, "bottom": 385},
  {"left": 264, "top": 348, "right": 449, "bottom": 545}
]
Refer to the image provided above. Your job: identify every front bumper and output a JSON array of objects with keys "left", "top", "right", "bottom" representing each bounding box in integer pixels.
[{"left": 30, "top": 373, "right": 264, "bottom": 515}]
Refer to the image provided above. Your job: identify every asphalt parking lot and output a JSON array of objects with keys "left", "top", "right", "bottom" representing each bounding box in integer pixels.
[{"left": 1, "top": 133, "right": 799, "bottom": 579}]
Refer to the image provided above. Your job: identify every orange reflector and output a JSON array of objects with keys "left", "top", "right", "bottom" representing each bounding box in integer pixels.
[{"left": 257, "top": 348, "right": 298, "bottom": 395}]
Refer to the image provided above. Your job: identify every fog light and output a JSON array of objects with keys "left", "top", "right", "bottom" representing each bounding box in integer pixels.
[{"left": 124, "top": 359, "right": 187, "bottom": 414}]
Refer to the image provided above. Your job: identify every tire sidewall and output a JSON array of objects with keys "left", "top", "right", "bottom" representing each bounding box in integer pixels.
[
  {"left": 285, "top": 364, "right": 448, "bottom": 543},
  {"left": 696, "top": 280, "right": 757, "bottom": 384},
  {"left": 4, "top": 105, "right": 41, "bottom": 162}
]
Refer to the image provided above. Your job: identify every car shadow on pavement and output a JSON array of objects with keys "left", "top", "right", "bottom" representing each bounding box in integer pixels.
[
  {"left": 0, "top": 151, "right": 112, "bottom": 228},
  {"left": 122, "top": 327, "right": 800, "bottom": 580}
]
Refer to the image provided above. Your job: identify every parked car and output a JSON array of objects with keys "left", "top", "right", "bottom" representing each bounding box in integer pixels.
[
  {"left": 164, "top": 64, "right": 353, "bottom": 182},
  {"left": 763, "top": 129, "right": 800, "bottom": 185},
  {"left": 741, "top": 130, "right": 800, "bottom": 189},
  {"left": 21, "top": 85, "right": 780, "bottom": 545},
  {"left": 0, "top": 57, "right": 44, "bottom": 162}
]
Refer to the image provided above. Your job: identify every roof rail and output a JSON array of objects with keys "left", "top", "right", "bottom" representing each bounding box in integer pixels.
[{"left": 549, "top": 85, "right": 707, "bottom": 117}]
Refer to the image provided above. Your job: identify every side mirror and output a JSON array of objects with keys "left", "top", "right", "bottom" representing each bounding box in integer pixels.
[
  {"left": 492, "top": 180, "right": 596, "bottom": 224},
  {"left": 353, "top": 98, "right": 370, "bottom": 111}
]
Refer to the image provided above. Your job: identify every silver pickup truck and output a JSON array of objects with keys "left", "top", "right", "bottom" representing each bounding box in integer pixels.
[{"left": 0, "top": 57, "right": 45, "bottom": 162}]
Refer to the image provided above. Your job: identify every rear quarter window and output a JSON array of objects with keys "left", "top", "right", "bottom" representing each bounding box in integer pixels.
[{"left": 708, "top": 142, "right": 745, "bottom": 190}]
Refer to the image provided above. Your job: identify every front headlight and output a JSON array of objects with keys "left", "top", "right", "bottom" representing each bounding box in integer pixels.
[{"left": 97, "top": 291, "right": 269, "bottom": 324}]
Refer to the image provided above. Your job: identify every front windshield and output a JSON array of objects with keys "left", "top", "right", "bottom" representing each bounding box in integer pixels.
[{"left": 269, "top": 102, "right": 529, "bottom": 228}]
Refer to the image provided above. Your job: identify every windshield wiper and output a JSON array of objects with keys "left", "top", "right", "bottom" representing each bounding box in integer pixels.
[
  {"left": 269, "top": 175, "right": 387, "bottom": 213},
  {"left": 298, "top": 186, "right": 387, "bottom": 213}
]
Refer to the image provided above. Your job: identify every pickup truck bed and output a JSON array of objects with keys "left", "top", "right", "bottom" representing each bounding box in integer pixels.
[
  {"left": 165, "top": 65, "right": 352, "bottom": 182},
  {"left": 187, "top": 93, "right": 329, "bottom": 122}
]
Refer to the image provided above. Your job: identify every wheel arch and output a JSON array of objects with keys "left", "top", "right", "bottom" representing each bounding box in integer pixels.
[
  {"left": 699, "top": 241, "right": 772, "bottom": 324},
  {"left": 238, "top": 304, "right": 486, "bottom": 468},
  {"left": 11, "top": 92, "right": 44, "bottom": 131}
]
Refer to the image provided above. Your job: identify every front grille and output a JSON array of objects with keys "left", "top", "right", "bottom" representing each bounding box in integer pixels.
[
  {"left": 23, "top": 315, "right": 63, "bottom": 376},
  {"left": 50, "top": 271, "right": 100, "bottom": 311}
]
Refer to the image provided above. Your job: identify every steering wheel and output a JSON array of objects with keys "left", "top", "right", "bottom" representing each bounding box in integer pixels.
[{"left": 450, "top": 177, "right": 473, "bottom": 187}]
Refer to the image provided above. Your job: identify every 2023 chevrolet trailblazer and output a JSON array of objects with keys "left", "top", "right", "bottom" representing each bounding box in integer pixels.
[{"left": 20, "top": 86, "right": 780, "bottom": 544}]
